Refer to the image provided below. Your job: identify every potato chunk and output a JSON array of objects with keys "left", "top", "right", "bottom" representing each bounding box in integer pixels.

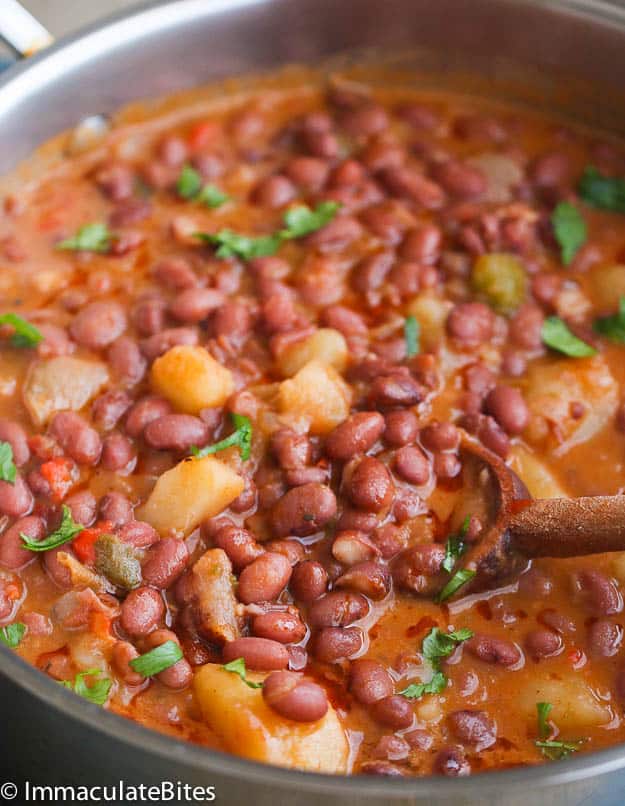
[
  {"left": 523, "top": 356, "right": 618, "bottom": 455},
  {"left": 518, "top": 676, "right": 611, "bottom": 730},
  {"left": 406, "top": 293, "right": 453, "bottom": 352},
  {"left": 151, "top": 345, "right": 234, "bottom": 414},
  {"left": 137, "top": 455, "right": 244, "bottom": 537},
  {"left": 190, "top": 548, "right": 240, "bottom": 645},
  {"left": 509, "top": 445, "right": 570, "bottom": 499},
  {"left": 277, "top": 329, "right": 348, "bottom": 377},
  {"left": 194, "top": 664, "right": 349, "bottom": 773},
  {"left": 279, "top": 360, "right": 351, "bottom": 435},
  {"left": 24, "top": 357, "right": 108, "bottom": 426}
]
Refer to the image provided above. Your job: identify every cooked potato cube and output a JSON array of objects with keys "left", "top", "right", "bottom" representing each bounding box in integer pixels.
[
  {"left": 24, "top": 357, "right": 109, "bottom": 426},
  {"left": 518, "top": 677, "right": 611, "bottom": 730},
  {"left": 509, "top": 445, "right": 570, "bottom": 499},
  {"left": 591, "top": 264, "right": 625, "bottom": 311},
  {"left": 151, "top": 345, "right": 234, "bottom": 414},
  {"left": 406, "top": 293, "right": 452, "bottom": 352},
  {"left": 194, "top": 664, "right": 349, "bottom": 773},
  {"left": 279, "top": 360, "right": 351, "bottom": 435},
  {"left": 277, "top": 329, "right": 348, "bottom": 377},
  {"left": 137, "top": 455, "right": 244, "bottom": 537}
]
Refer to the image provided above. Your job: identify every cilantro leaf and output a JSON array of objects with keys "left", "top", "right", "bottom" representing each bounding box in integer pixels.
[
  {"left": 61, "top": 668, "right": 112, "bottom": 705},
  {"left": 195, "top": 202, "right": 340, "bottom": 260},
  {"left": 0, "top": 622, "right": 26, "bottom": 648},
  {"left": 436, "top": 569, "right": 477, "bottom": 603},
  {"left": 551, "top": 201, "right": 586, "bottom": 265},
  {"left": 197, "top": 184, "right": 229, "bottom": 208},
  {"left": 57, "top": 223, "right": 111, "bottom": 253},
  {"left": 280, "top": 201, "right": 341, "bottom": 238},
  {"left": 399, "top": 627, "right": 473, "bottom": 701},
  {"left": 20, "top": 504, "right": 84, "bottom": 552},
  {"left": 0, "top": 313, "right": 43, "bottom": 348},
  {"left": 578, "top": 166, "right": 625, "bottom": 213},
  {"left": 404, "top": 316, "right": 420, "bottom": 358},
  {"left": 594, "top": 296, "right": 625, "bottom": 343},
  {"left": 442, "top": 515, "right": 471, "bottom": 573},
  {"left": 0, "top": 442, "right": 16, "bottom": 485},
  {"left": 191, "top": 413, "right": 252, "bottom": 460},
  {"left": 534, "top": 702, "right": 583, "bottom": 760},
  {"left": 541, "top": 316, "right": 596, "bottom": 358},
  {"left": 223, "top": 657, "right": 263, "bottom": 689},
  {"left": 130, "top": 640, "right": 183, "bottom": 677}
]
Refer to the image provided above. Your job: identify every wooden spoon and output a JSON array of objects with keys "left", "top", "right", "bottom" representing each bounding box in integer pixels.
[{"left": 448, "top": 435, "right": 625, "bottom": 597}]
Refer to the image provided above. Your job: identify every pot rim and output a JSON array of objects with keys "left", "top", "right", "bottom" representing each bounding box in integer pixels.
[{"left": 3, "top": 0, "right": 625, "bottom": 794}]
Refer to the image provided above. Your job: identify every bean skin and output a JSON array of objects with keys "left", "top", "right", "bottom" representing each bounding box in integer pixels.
[
  {"left": 308, "top": 591, "right": 369, "bottom": 628},
  {"left": 118, "top": 520, "right": 160, "bottom": 549},
  {"left": 212, "top": 524, "right": 264, "bottom": 571},
  {"left": 485, "top": 385, "right": 529, "bottom": 435},
  {"left": 524, "top": 629, "right": 562, "bottom": 660},
  {"left": 588, "top": 619, "right": 623, "bottom": 657},
  {"left": 434, "top": 746, "right": 471, "bottom": 777},
  {"left": 420, "top": 421, "right": 459, "bottom": 452},
  {"left": 312, "top": 627, "right": 363, "bottom": 663},
  {"left": 99, "top": 492, "right": 133, "bottom": 527},
  {"left": 290, "top": 560, "right": 328, "bottom": 602},
  {"left": 49, "top": 412, "right": 102, "bottom": 466},
  {"left": 332, "top": 530, "right": 379, "bottom": 566},
  {"left": 263, "top": 671, "right": 328, "bottom": 722},
  {"left": 70, "top": 301, "right": 126, "bottom": 350},
  {"left": 65, "top": 490, "right": 97, "bottom": 526},
  {"left": 432, "top": 160, "right": 487, "bottom": 199},
  {"left": 393, "top": 445, "right": 430, "bottom": 485},
  {"left": 223, "top": 637, "right": 289, "bottom": 670},
  {"left": 345, "top": 457, "right": 394, "bottom": 512},
  {"left": 92, "top": 390, "right": 132, "bottom": 431},
  {"left": 0, "top": 515, "right": 44, "bottom": 570},
  {"left": 120, "top": 587, "right": 165, "bottom": 636},
  {"left": 269, "top": 483, "right": 337, "bottom": 537},
  {"left": 144, "top": 414, "right": 208, "bottom": 452},
  {"left": 335, "top": 561, "right": 390, "bottom": 600},
  {"left": 107, "top": 337, "right": 146, "bottom": 387},
  {"left": 447, "top": 302, "right": 494, "bottom": 347},
  {"left": 237, "top": 552, "right": 292, "bottom": 604},
  {"left": 141, "top": 538, "right": 189, "bottom": 589},
  {"left": 140, "top": 328, "right": 198, "bottom": 361},
  {"left": 370, "top": 695, "right": 414, "bottom": 730},
  {"left": 325, "top": 412, "right": 385, "bottom": 461},
  {"left": 170, "top": 288, "right": 224, "bottom": 323},
  {"left": 384, "top": 410, "right": 419, "bottom": 447},
  {"left": 449, "top": 710, "right": 497, "bottom": 750},
  {"left": 252, "top": 611, "right": 306, "bottom": 644},
  {"left": 349, "top": 659, "right": 394, "bottom": 704},
  {"left": 576, "top": 570, "right": 622, "bottom": 616},
  {"left": 465, "top": 633, "right": 522, "bottom": 666},
  {"left": 392, "top": 543, "right": 445, "bottom": 596},
  {"left": 101, "top": 433, "right": 135, "bottom": 472}
]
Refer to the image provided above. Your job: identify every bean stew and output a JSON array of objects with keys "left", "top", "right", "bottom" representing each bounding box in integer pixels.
[{"left": 3, "top": 70, "right": 625, "bottom": 778}]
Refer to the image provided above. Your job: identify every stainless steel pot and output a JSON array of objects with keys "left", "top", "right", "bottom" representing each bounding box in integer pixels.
[{"left": 1, "top": 1, "right": 625, "bottom": 802}]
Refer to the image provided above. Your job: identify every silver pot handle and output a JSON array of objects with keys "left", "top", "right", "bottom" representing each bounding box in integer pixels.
[{"left": 0, "top": 0, "right": 53, "bottom": 58}]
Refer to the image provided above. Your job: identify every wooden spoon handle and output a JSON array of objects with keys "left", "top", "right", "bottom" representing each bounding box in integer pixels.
[{"left": 509, "top": 496, "right": 625, "bottom": 558}]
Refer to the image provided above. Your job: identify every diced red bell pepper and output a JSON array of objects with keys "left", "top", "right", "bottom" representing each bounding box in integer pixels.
[{"left": 39, "top": 457, "right": 76, "bottom": 502}]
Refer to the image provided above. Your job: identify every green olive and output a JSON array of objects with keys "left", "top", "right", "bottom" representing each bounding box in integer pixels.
[{"left": 471, "top": 252, "right": 527, "bottom": 313}]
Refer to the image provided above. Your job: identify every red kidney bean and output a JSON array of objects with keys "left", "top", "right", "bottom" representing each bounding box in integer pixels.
[
  {"left": 142, "top": 538, "right": 189, "bottom": 589},
  {"left": 36, "top": 324, "right": 74, "bottom": 359},
  {"left": 262, "top": 670, "right": 328, "bottom": 722},
  {"left": 461, "top": 412, "right": 510, "bottom": 459},
  {"left": 351, "top": 251, "right": 394, "bottom": 296},
  {"left": 290, "top": 560, "right": 328, "bottom": 602},
  {"left": 212, "top": 524, "right": 264, "bottom": 571},
  {"left": 349, "top": 659, "right": 394, "bottom": 704},
  {"left": 169, "top": 288, "right": 224, "bottom": 323},
  {"left": 111, "top": 640, "right": 144, "bottom": 686},
  {"left": 49, "top": 412, "right": 102, "bottom": 466},
  {"left": 92, "top": 390, "right": 132, "bottom": 431},
  {"left": 21, "top": 611, "right": 51, "bottom": 636},
  {"left": 65, "top": 490, "right": 97, "bottom": 526},
  {"left": 465, "top": 633, "right": 522, "bottom": 666},
  {"left": 509, "top": 303, "right": 544, "bottom": 350},
  {"left": 576, "top": 570, "right": 622, "bottom": 616},
  {"left": 270, "top": 429, "right": 311, "bottom": 469},
  {"left": 118, "top": 520, "right": 159, "bottom": 549},
  {"left": 145, "top": 629, "right": 193, "bottom": 689},
  {"left": 284, "top": 157, "right": 330, "bottom": 190},
  {"left": 336, "top": 560, "right": 390, "bottom": 600},
  {"left": 371, "top": 523, "right": 406, "bottom": 559},
  {"left": 212, "top": 301, "right": 252, "bottom": 346},
  {"left": 252, "top": 610, "right": 306, "bottom": 644},
  {"left": 524, "top": 629, "right": 562, "bottom": 660},
  {"left": 383, "top": 410, "right": 418, "bottom": 447},
  {"left": 449, "top": 709, "right": 496, "bottom": 750},
  {"left": 433, "top": 452, "right": 462, "bottom": 480},
  {"left": 320, "top": 305, "right": 368, "bottom": 339},
  {"left": 392, "top": 543, "right": 445, "bottom": 596},
  {"left": 447, "top": 302, "right": 494, "bottom": 347},
  {"left": 309, "top": 591, "right": 369, "bottom": 628},
  {"left": 70, "top": 301, "right": 126, "bottom": 350},
  {"left": 501, "top": 350, "right": 527, "bottom": 377},
  {"left": 485, "top": 385, "right": 529, "bottom": 435},
  {"left": 284, "top": 466, "right": 329, "bottom": 487},
  {"left": 360, "top": 206, "right": 405, "bottom": 245},
  {"left": 43, "top": 546, "right": 74, "bottom": 588},
  {"left": 393, "top": 445, "right": 430, "bottom": 485},
  {"left": 223, "top": 637, "right": 289, "bottom": 670},
  {"left": 588, "top": 619, "right": 623, "bottom": 656},
  {"left": 432, "top": 160, "right": 487, "bottom": 199},
  {"left": 325, "top": 412, "right": 385, "bottom": 461},
  {"left": 332, "top": 530, "right": 379, "bottom": 566},
  {"left": 94, "top": 162, "right": 134, "bottom": 201},
  {"left": 99, "top": 492, "right": 133, "bottom": 527},
  {"left": 420, "top": 422, "right": 459, "bottom": 452},
  {"left": 158, "top": 135, "right": 187, "bottom": 166},
  {"left": 140, "top": 327, "right": 199, "bottom": 361},
  {"left": 345, "top": 457, "right": 394, "bottom": 512},
  {"left": 380, "top": 166, "right": 445, "bottom": 208},
  {"left": 312, "top": 626, "right": 363, "bottom": 663},
  {"left": 269, "top": 483, "right": 337, "bottom": 537},
  {"left": 0, "top": 474, "right": 33, "bottom": 518},
  {"left": 107, "top": 337, "right": 147, "bottom": 388},
  {"left": 109, "top": 197, "right": 151, "bottom": 228},
  {"left": 264, "top": 539, "right": 305, "bottom": 566},
  {"left": 0, "top": 515, "right": 44, "bottom": 569},
  {"left": 340, "top": 104, "right": 389, "bottom": 138},
  {"left": 101, "top": 433, "right": 135, "bottom": 472},
  {"left": 120, "top": 587, "right": 165, "bottom": 636},
  {"left": 0, "top": 419, "right": 29, "bottom": 466},
  {"left": 530, "top": 151, "right": 571, "bottom": 187},
  {"left": 537, "top": 608, "right": 576, "bottom": 635},
  {"left": 518, "top": 567, "right": 553, "bottom": 597},
  {"left": 144, "top": 414, "right": 208, "bottom": 452},
  {"left": 434, "top": 745, "right": 471, "bottom": 777},
  {"left": 369, "top": 373, "right": 424, "bottom": 408},
  {"left": 400, "top": 225, "right": 442, "bottom": 265},
  {"left": 153, "top": 257, "right": 198, "bottom": 290},
  {"left": 370, "top": 695, "right": 414, "bottom": 729},
  {"left": 125, "top": 396, "right": 172, "bottom": 438},
  {"left": 132, "top": 296, "right": 167, "bottom": 336},
  {"left": 373, "top": 735, "right": 410, "bottom": 762},
  {"left": 301, "top": 129, "right": 339, "bottom": 159},
  {"left": 305, "top": 216, "right": 363, "bottom": 253},
  {"left": 251, "top": 174, "right": 296, "bottom": 208},
  {"left": 237, "top": 552, "right": 292, "bottom": 604}
]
